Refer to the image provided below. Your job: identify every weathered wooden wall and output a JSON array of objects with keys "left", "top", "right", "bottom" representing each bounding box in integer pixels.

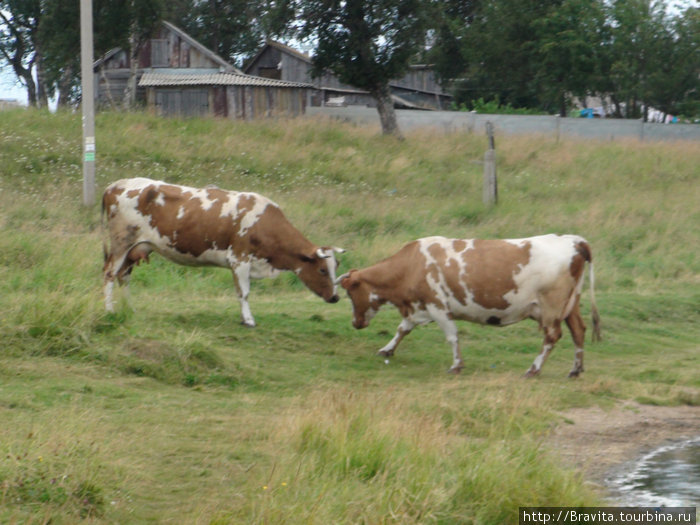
[
  {"left": 227, "top": 86, "right": 306, "bottom": 120},
  {"left": 145, "top": 85, "right": 306, "bottom": 119},
  {"left": 95, "top": 23, "right": 225, "bottom": 108}
]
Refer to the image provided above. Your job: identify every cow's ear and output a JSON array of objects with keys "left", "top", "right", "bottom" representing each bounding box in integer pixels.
[
  {"left": 340, "top": 269, "right": 359, "bottom": 290},
  {"left": 299, "top": 252, "right": 315, "bottom": 263}
]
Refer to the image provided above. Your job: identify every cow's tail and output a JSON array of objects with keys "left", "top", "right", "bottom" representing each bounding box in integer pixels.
[
  {"left": 577, "top": 239, "right": 601, "bottom": 342},
  {"left": 101, "top": 190, "right": 109, "bottom": 265},
  {"left": 588, "top": 260, "right": 602, "bottom": 342}
]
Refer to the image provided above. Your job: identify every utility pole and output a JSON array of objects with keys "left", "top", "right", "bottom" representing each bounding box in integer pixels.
[{"left": 80, "top": 0, "right": 96, "bottom": 206}]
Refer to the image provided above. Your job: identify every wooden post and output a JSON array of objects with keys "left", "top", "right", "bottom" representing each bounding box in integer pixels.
[{"left": 483, "top": 122, "right": 497, "bottom": 206}]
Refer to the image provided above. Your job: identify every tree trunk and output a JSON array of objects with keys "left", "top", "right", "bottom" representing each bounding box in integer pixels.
[
  {"left": 99, "top": 66, "right": 118, "bottom": 110},
  {"left": 123, "top": 28, "right": 140, "bottom": 109},
  {"left": 34, "top": 49, "right": 49, "bottom": 109},
  {"left": 559, "top": 92, "right": 567, "bottom": 118},
  {"left": 20, "top": 66, "right": 38, "bottom": 107},
  {"left": 4, "top": 55, "right": 37, "bottom": 107},
  {"left": 371, "top": 83, "right": 402, "bottom": 138},
  {"left": 56, "top": 66, "right": 74, "bottom": 108}
]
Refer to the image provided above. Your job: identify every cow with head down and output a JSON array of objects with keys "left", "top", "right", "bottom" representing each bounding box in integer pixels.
[
  {"left": 102, "top": 178, "right": 344, "bottom": 326},
  {"left": 337, "top": 234, "right": 601, "bottom": 377}
]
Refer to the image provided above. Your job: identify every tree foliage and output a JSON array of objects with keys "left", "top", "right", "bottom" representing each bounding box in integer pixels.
[
  {"left": 285, "top": 0, "right": 432, "bottom": 135},
  {"left": 0, "top": 0, "right": 43, "bottom": 107},
  {"left": 172, "top": 0, "right": 286, "bottom": 68},
  {"left": 430, "top": 0, "right": 700, "bottom": 119},
  {"left": 0, "top": 0, "right": 165, "bottom": 108}
]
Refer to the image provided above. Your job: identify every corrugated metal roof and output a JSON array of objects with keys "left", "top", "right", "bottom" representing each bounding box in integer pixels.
[{"left": 139, "top": 72, "right": 312, "bottom": 89}]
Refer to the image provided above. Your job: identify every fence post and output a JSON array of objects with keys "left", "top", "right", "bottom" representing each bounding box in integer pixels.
[{"left": 483, "top": 122, "right": 497, "bottom": 206}]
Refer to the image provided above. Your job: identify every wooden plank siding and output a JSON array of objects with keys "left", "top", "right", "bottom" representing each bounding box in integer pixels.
[
  {"left": 227, "top": 86, "right": 306, "bottom": 120},
  {"left": 144, "top": 85, "right": 306, "bottom": 119}
]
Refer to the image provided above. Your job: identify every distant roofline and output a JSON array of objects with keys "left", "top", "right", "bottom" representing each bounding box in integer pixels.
[
  {"left": 243, "top": 39, "right": 312, "bottom": 74},
  {"left": 139, "top": 71, "right": 312, "bottom": 89},
  {"left": 93, "top": 21, "right": 241, "bottom": 74}
]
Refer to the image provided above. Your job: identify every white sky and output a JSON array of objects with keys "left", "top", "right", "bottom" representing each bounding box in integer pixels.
[{"left": 0, "top": 66, "right": 27, "bottom": 104}]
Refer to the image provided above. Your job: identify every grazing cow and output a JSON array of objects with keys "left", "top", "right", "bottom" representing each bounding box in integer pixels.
[
  {"left": 102, "top": 178, "right": 344, "bottom": 326},
  {"left": 337, "top": 234, "right": 601, "bottom": 377}
]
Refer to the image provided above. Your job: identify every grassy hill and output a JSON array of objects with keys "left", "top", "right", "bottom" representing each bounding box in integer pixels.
[{"left": 0, "top": 109, "right": 698, "bottom": 523}]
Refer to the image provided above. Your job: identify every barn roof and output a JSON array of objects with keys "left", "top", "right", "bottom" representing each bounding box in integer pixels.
[
  {"left": 161, "top": 21, "right": 240, "bottom": 73},
  {"left": 93, "top": 21, "right": 242, "bottom": 74},
  {"left": 139, "top": 72, "right": 312, "bottom": 89},
  {"left": 243, "top": 40, "right": 312, "bottom": 74}
]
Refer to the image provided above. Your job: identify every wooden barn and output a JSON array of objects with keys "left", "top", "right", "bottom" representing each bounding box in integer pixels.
[
  {"left": 93, "top": 21, "right": 237, "bottom": 108},
  {"left": 244, "top": 40, "right": 452, "bottom": 110},
  {"left": 138, "top": 72, "right": 310, "bottom": 119},
  {"left": 93, "top": 21, "right": 310, "bottom": 119}
]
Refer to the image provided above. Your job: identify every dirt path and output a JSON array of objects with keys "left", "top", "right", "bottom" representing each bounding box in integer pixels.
[{"left": 549, "top": 402, "right": 700, "bottom": 499}]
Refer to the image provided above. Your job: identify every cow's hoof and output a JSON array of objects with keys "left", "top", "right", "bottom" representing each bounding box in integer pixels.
[
  {"left": 567, "top": 369, "right": 582, "bottom": 378},
  {"left": 524, "top": 368, "right": 540, "bottom": 378},
  {"left": 240, "top": 320, "right": 257, "bottom": 328},
  {"left": 447, "top": 366, "right": 463, "bottom": 374},
  {"left": 377, "top": 349, "right": 394, "bottom": 357}
]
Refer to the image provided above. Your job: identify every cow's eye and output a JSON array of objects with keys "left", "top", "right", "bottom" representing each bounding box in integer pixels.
[{"left": 320, "top": 268, "right": 328, "bottom": 276}]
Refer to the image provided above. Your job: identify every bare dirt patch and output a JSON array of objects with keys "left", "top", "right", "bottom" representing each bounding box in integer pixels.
[{"left": 549, "top": 402, "right": 699, "bottom": 498}]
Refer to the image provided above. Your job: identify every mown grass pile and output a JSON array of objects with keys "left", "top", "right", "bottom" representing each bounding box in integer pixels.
[{"left": 0, "top": 109, "right": 698, "bottom": 523}]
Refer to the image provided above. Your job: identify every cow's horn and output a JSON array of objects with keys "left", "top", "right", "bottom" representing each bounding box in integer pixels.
[
  {"left": 334, "top": 272, "right": 350, "bottom": 285},
  {"left": 316, "top": 248, "right": 331, "bottom": 259}
]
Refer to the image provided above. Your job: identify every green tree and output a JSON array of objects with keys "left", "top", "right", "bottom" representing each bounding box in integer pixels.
[
  {"left": 533, "top": 0, "right": 606, "bottom": 116},
  {"left": 427, "top": 0, "right": 480, "bottom": 87},
  {"left": 644, "top": 5, "right": 700, "bottom": 119},
  {"left": 432, "top": 0, "right": 558, "bottom": 111},
  {"left": 288, "top": 0, "right": 432, "bottom": 136},
  {"left": 600, "top": 0, "right": 664, "bottom": 118},
  {"left": 0, "top": 0, "right": 45, "bottom": 107},
  {"left": 173, "top": 0, "right": 272, "bottom": 68},
  {"left": 0, "top": 0, "right": 167, "bottom": 109}
]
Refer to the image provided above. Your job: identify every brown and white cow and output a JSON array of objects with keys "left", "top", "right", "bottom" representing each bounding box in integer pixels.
[
  {"left": 102, "top": 178, "right": 344, "bottom": 326},
  {"left": 337, "top": 234, "right": 601, "bottom": 377}
]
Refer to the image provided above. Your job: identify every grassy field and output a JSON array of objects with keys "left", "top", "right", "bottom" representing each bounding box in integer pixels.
[{"left": 0, "top": 109, "right": 698, "bottom": 524}]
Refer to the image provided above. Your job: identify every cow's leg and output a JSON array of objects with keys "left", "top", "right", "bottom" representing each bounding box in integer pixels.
[
  {"left": 429, "top": 308, "right": 463, "bottom": 373},
  {"left": 231, "top": 263, "right": 256, "bottom": 327},
  {"left": 378, "top": 318, "right": 415, "bottom": 357},
  {"left": 120, "top": 268, "right": 134, "bottom": 310},
  {"left": 103, "top": 254, "right": 126, "bottom": 313},
  {"left": 104, "top": 275, "right": 116, "bottom": 313},
  {"left": 565, "top": 302, "right": 586, "bottom": 378},
  {"left": 525, "top": 321, "right": 562, "bottom": 378}
]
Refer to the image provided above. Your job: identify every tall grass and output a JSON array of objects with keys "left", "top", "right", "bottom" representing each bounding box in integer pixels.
[
  {"left": 217, "top": 386, "right": 597, "bottom": 524},
  {"left": 0, "top": 109, "right": 698, "bottom": 523}
]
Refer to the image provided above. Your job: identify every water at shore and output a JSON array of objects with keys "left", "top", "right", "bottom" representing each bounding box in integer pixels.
[{"left": 610, "top": 438, "right": 700, "bottom": 507}]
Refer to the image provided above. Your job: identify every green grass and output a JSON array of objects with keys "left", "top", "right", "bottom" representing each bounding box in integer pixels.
[{"left": 0, "top": 109, "right": 698, "bottom": 523}]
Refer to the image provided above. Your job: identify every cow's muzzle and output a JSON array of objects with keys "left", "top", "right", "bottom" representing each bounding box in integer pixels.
[{"left": 328, "top": 294, "right": 340, "bottom": 304}]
